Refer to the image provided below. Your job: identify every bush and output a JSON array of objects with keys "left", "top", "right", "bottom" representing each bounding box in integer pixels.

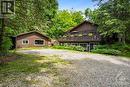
[
  {"left": 52, "top": 45, "right": 85, "bottom": 52},
  {"left": 0, "top": 37, "right": 12, "bottom": 56},
  {"left": 94, "top": 45, "right": 109, "bottom": 49},
  {"left": 92, "top": 44, "right": 122, "bottom": 55},
  {"left": 92, "top": 49, "right": 121, "bottom": 55},
  {"left": 92, "top": 43, "right": 130, "bottom": 57},
  {"left": 122, "top": 45, "right": 130, "bottom": 51}
]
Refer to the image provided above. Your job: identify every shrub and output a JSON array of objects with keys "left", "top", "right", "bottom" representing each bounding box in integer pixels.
[
  {"left": 110, "top": 43, "right": 123, "bottom": 50},
  {"left": 92, "top": 49, "right": 121, "bottom": 55},
  {"left": 52, "top": 45, "right": 85, "bottom": 52},
  {"left": 92, "top": 43, "right": 130, "bottom": 57},
  {"left": 122, "top": 45, "right": 130, "bottom": 51},
  {"left": 94, "top": 45, "right": 109, "bottom": 49},
  {"left": 0, "top": 37, "right": 12, "bottom": 56}
]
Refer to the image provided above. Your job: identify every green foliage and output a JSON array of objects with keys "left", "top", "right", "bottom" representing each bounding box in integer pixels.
[
  {"left": 85, "top": 8, "right": 92, "bottom": 20},
  {"left": 92, "top": 43, "right": 130, "bottom": 57},
  {"left": 52, "top": 45, "right": 85, "bottom": 52},
  {"left": 108, "top": 43, "right": 130, "bottom": 52},
  {"left": 92, "top": 49, "right": 121, "bottom": 55},
  {"left": 87, "top": 8, "right": 126, "bottom": 37},
  {"left": 7, "top": 0, "right": 58, "bottom": 35},
  {"left": 46, "top": 10, "right": 84, "bottom": 39},
  {"left": 88, "top": 0, "right": 130, "bottom": 44},
  {"left": 123, "top": 45, "right": 130, "bottom": 51},
  {"left": 123, "top": 52, "right": 130, "bottom": 58},
  {"left": 0, "top": 37, "right": 12, "bottom": 56},
  {"left": 93, "top": 45, "right": 109, "bottom": 49}
]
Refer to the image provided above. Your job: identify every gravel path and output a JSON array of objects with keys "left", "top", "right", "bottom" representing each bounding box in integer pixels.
[{"left": 18, "top": 49, "right": 130, "bottom": 87}]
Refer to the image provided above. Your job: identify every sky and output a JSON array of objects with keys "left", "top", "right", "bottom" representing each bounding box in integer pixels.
[{"left": 58, "top": 0, "right": 98, "bottom": 12}]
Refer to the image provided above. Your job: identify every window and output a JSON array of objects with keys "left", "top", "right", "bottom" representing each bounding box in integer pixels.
[
  {"left": 35, "top": 40, "right": 44, "bottom": 45},
  {"left": 22, "top": 39, "right": 29, "bottom": 44}
]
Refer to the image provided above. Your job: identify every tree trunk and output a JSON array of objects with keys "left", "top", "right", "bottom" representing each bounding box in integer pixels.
[
  {"left": 118, "top": 32, "right": 126, "bottom": 45},
  {"left": 122, "top": 32, "right": 126, "bottom": 45},
  {"left": 0, "top": 17, "right": 5, "bottom": 55},
  {"left": 118, "top": 34, "right": 122, "bottom": 43}
]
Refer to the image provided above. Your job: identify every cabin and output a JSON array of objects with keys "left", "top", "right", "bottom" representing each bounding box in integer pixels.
[
  {"left": 58, "top": 21, "right": 101, "bottom": 51},
  {"left": 12, "top": 31, "right": 51, "bottom": 49}
]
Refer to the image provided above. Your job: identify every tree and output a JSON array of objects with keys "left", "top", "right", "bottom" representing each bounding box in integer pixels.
[
  {"left": 88, "top": 0, "right": 130, "bottom": 44},
  {"left": 85, "top": 8, "right": 92, "bottom": 19},
  {"left": 46, "top": 10, "right": 84, "bottom": 39},
  {"left": 7, "top": 0, "right": 58, "bottom": 35}
]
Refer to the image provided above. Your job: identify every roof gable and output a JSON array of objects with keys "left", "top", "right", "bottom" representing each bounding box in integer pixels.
[
  {"left": 67, "top": 20, "right": 98, "bottom": 33},
  {"left": 15, "top": 31, "right": 50, "bottom": 40}
]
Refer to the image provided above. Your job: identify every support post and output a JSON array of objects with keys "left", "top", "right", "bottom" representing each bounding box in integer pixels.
[{"left": 0, "top": 16, "right": 5, "bottom": 53}]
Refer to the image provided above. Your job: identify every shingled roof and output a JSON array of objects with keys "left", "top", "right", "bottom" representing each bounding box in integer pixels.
[
  {"left": 66, "top": 20, "right": 98, "bottom": 33},
  {"left": 14, "top": 31, "right": 51, "bottom": 40}
]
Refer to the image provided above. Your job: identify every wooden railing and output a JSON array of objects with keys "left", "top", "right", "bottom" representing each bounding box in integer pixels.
[
  {"left": 58, "top": 30, "right": 101, "bottom": 42},
  {"left": 59, "top": 34, "right": 101, "bottom": 42},
  {"left": 66, "top": 30, "right": 98, "bottom": 34}
]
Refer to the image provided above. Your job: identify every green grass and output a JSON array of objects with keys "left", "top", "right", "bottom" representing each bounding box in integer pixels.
[{"left": 0, "top": 53, "right": 70, "bottom": 87}]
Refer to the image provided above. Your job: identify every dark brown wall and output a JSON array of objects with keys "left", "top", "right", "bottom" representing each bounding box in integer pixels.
[
  {"left": 59, "top": 22, "right": 100, "bottom": 42},
  {"left": 16, "top": 33, "right": 51, "bottom": 48},
  {"left": 69, "top": 22, "right": 97, "bottom": 33}
]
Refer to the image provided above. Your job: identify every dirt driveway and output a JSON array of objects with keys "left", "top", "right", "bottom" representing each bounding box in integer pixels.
[{"left": 18, "top": 49, "right": 130, "bottom": 87}]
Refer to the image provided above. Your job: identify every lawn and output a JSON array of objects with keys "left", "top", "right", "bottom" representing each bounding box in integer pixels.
[{"left": 0, "top": 53, "right": 70, "bottom": 87}]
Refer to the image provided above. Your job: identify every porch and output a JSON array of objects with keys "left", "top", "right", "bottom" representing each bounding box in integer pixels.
[{"left": 59, "top": 42, "right": 99, "bottom": 51}]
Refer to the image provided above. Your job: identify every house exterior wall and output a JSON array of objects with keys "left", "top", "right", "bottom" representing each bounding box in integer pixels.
[
  {"left": 58, "top": 21, "right": 101, "bottom": 51},
  {"left": 16, "top": 33, "right": 51, "bottom": 48},
  {"left": 59, "top": 22, "right": 100, "bottom": 42}
]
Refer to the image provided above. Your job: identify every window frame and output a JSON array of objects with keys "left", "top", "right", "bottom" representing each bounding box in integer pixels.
[
  {"left": 34, "top": 39, "right": 45, "bottom": 46},
  {"left": 22, "top": 39, "right": 29, "bottom": 45}
]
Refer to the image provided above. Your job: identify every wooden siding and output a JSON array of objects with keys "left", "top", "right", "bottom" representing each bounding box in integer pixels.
[
  {"left": 69, "top": 22, "right": 97, "bottom": 32},
  {"left": 16, "top": 32, "right": 51, "bottom": 48},
  {"left": 58, "top": 21, "right": 101, "bottom": 42},
  {"left": 59, "top": 32, "right": 100, "bottom": 42}
]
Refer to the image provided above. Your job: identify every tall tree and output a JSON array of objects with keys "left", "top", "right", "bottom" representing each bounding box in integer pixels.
[
  {"left": 89, "top": 0, "right": 130, "bottom": 44},
  {"left": 7, "top": 0, "right": 58, "bottom": 35},
  {"left": 46, "top": 10, "right": 84, "bottom": 39},
  {"left": 85, "top": 8, "right": 92, "bottom": 19}
]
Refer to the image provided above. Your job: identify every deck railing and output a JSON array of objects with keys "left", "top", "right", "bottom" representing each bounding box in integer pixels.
[{"left": 59, "top": 31, "right": 101, "bottom": 42}]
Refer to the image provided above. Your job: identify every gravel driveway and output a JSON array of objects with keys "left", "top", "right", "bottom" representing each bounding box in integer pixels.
[{"left": 18, "top": 49, "right": 130, "bottom": 87}]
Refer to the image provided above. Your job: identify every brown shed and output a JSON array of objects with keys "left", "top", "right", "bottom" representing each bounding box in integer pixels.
[
  {"left": 58, "top": 20, "right": 101, "bottom": 51},
  {"left": 13, "top": 31, "right": 51, "bottom": 48}
]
